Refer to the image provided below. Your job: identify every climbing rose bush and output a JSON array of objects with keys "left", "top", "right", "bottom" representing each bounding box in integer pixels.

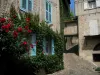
[{"left": 0, "top": 16, "right": 34, "bottom": 57}]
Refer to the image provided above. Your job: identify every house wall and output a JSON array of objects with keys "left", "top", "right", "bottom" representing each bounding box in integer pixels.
[
  {"left": 0, "top": 0, "right": 60, "bottom": 32},
  {"left": 64, "top": 22, "right": 78, "bottom": 35},
  {"left": 75, "top": 0, "right": 100, "bottom": 66},
  {"left": 75, "top": 0, "right": 100, "bottom": 16}
]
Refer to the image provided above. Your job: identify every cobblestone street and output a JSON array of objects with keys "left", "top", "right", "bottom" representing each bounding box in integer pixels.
[{"left": 48, "top": 53, "right": 100, "bottom": 75}]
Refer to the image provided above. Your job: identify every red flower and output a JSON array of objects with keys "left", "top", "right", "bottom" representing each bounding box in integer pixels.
[
  {"left": 13, "top": 31, "right": 18, "bottom": 38},
  {"left": 30, "top": 44, "right": 34, "bottom": 48},
  {"left": 36, "top": 41, "right": 38, "bottom": 44},
  {"left": 22, "top": 41, "right": 27, "bottom": 45},
  {"left": 17, "top": 27, "right": 22, "bottom": 32},
  {"left": 27, "top": 29, "right": 32, "bottom": 33},
  {"left": 26, "top": 18, "right": 30, "bottom": 22},
  {"left": 8, "top": 18, "right": 12, "bottom": 21},
  {"left": 0, "top": 18, "right": 6, "bottom": 23},
  {"left": 1, "top": 25, "right": 5, "bottom": 30},
  {"left": 5, "top": 29, "right": 9, "bottom": 33},
  {"left": 7, "top": 23, "right": 11, "bottom": 29},
  {"left": 25, "top": 25, "right": 29, "bottom": 30},
  {"left": 13, "top": 15, "right": 17, "bottom": 18},
  {"left": 1, "top": 24, "right": 11, "bottom": 32}
]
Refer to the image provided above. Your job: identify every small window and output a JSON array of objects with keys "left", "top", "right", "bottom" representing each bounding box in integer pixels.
[
  {"left": 30, "top": 34, "right": 36, "bottom": 56},
  {"left": 89, "top": 20, "right": 98, "bottom": 35},
  {"left": 45, "top": 0, "right": 52, "bottom": 24},
  {"left": 20, "top": 0, "right": 33, "bottom": 12},
  {"left": 88, "top": 0, "right": 96, "bottom": 9},
  {"left": 22, "top": 0, "right": 26, "bottom": 9},
  {"left": 84, "top": 0, "right": 96, "bottom": 10},
  {"left": 43, "top": 38, "right": 54, "bottom": 55}
]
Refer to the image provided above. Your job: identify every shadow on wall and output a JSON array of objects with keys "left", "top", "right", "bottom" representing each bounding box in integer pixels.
[
  {"left": 82, "top": 36, "right": 100, "bottom": 50},
  {"left": 64, "top": 45, "right": 79, "bottom": 55}
]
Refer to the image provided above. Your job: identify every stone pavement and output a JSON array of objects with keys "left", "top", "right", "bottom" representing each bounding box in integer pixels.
[{"left": 48, "top": 53, "right": 100, "bottom": 75}]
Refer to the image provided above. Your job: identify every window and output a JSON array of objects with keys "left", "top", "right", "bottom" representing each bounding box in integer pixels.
[
  {"left": 84, "top": 0, "right": 96, "bottom": 9},
  {"left": 89, "top": 20, "right": 98, "bottom": 35},
  {"left": 96, "top": 0, "right": 100, "bottom": 7},
  {"left": 30, "top": 34, "right": 36, "bottom": 56},
  {"left": 45, "top": 0, "right": 52, "bottom": 24},
  {"left": 43, "top": 38, "right": 54, "bottom": 55},
  {"left": 88, "top": 0, "right": 96, "bottom": 9},
  {"left": 20, "top": 0, "right": 33, "bottom": 12}
]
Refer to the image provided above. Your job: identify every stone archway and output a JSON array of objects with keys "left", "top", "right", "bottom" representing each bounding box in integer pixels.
[{"left": 93, "top": 43, "right": 100, "bottom": 61}]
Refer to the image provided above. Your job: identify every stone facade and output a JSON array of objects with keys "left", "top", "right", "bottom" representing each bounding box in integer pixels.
[
  {"left": 64, "top": 20, "right": 78, "bottom": 50},
  {"left": 0, "top": 0, "right": 60, "bottom": 32},
  {"left": 75, "top": 0, "right": 100, "bottom": 66}
]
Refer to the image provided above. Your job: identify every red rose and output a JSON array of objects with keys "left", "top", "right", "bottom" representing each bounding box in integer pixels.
[
  {"left": 17, "top": 27, "right": 22, "bottom": 32},
  {"left": 25, "top": 25, "right": 29, "bottom": 30},
  {"left": 36, "top": 41, "right": 38, "bottom": 44},
  {"left": 27, "top": 29, "right": 32, "bottom": 33},
  {"left": 1, "top": 24, "right": 10, "bottom": 32},
  {"left": 8, "top": 18, "right": 12, "bottom": 21},
  {"left": 13, "top": 15, "right": 17, "bottom": 18},
  {"left": 0, "top": 18, "right": 6, "bottom": 23},
  {"left": 30, "top": 44, "right": 34, "bottom": 48},
  {"left": 5, "top": 29, "right": 9, "bottom": 33},
  {"left": 1, "top": 25, "right": 5, "bottom": 30},
  {"left": 26, "top": 18, "right": 30, "bottom": 22},
  {"left": 13, "top": 31, "right": 18, "bottom": 38},
  {"left": 22, "top": 41, "right": 27, "bottom": 45},
  {"left": 7, "top": 24, "right": 11, "bottom": 29}
]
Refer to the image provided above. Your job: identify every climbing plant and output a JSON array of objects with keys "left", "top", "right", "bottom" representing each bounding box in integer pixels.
[{"left": 0, "top": 5, "right": 63, "bottom": 74}]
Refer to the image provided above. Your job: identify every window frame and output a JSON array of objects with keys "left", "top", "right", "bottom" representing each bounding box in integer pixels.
[
  {"left": 20, "top": 0, "right": 33, "bottom": 12},
  {"left": 88, "top": 0, "right": 96, "bottom": 9},
  {"left": 43, "top": 38, "right": 54, "bottom": 55},
  {"left": 30, "top": 33, "right": 36, "bottom": 56},
  {"left": 45, "top": 0, "right": 52, "bottom": 24}
]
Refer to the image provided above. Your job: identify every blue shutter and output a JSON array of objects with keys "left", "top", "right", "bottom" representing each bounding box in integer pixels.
[
  {"left": 45, "top": 0, "right": 52, "bottom": 24},
  {"left": 51, "top": 39, "right": 54, "bottom": 55},
  {"left": 48, "top": 3, "right": 51, "bottom": 23},
  {"left": 28, "top": 0, "right": 33, "bottom": 11},
  {"left": 31, "top": 34, "right": 36, "bottom": 56},
  {"left": 20, "top": 0, "right": 27, "bottom": 11},
  {"left": 22, "top": 0, "right": 26, "bottom": 9},
  {"left": 43, "top": 38, "right": 46, "bottom": 55}
]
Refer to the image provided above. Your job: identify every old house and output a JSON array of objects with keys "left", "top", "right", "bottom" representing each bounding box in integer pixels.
[
  {"left": 63, "top": 0, "right": 79, "bottom": 55},
  {"left": 75, "top": 0, "right": 100, "bottom": 66},
  {"left": 0, "top": 0, "right": 60, "bottom": 56}
]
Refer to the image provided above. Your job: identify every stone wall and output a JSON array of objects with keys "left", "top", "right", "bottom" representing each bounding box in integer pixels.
[
  {"left": 0, "top": 0, "right": 60, "bottom": 32},
  {"left": 78, "top": 15, "right": 100, "bottom": 66}
]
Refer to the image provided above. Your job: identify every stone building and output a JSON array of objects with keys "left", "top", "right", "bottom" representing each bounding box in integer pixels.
[
  {"left": 75, "top": 0, "right": 100, "bottom": 66},
  {"left": 63, "top": 0, "right": 79, "bottom": 55},
  {"left": 0, "top": 0, "right": 60, "bottom": 32},
  {"left": 0, "top": 0, "right": 60, "bottom": 56}
]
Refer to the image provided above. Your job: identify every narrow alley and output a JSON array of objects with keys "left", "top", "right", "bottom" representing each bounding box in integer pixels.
[{"left": 48, "top": 53, "right": 99, "bottom": 75}]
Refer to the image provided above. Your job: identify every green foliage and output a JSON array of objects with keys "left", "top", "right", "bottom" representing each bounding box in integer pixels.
[
  {"left": 0, "top": 5, "right": 64, "bottom": 74},
  {"left": 95, "top": 67, "right": 100, "bottom": 71}
]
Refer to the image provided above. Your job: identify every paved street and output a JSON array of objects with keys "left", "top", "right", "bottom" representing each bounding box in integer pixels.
[{"left": 48, "top": 53, "right": 100, "bottom": 75}]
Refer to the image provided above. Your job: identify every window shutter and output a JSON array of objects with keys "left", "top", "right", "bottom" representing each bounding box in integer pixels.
[
  {"left": 45, "top": 0, "right": 52, "bottom": 23},
  {"left": 20, "top": 0, "right": 27, "bottom": 11},
  {"left": 51, "top": 39, "right": 54, "bottom": 55},
  {"left": 84, "top": 1, "right": 88, "bottom": 9},
  {"left": 96, "top": 0, "right": 100, "bottom": 7},
  {"left": 89, "top": 20, "right": 98, "bottom": 35},
  {"left": 43, "top": 38, "right": 46, "bottom": 55},
  {"left": 28, "top": 0, "right": 32, "bottom": 11},
  {"left": 30, "top": 34, "right": 36, "bottom": 56}
]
